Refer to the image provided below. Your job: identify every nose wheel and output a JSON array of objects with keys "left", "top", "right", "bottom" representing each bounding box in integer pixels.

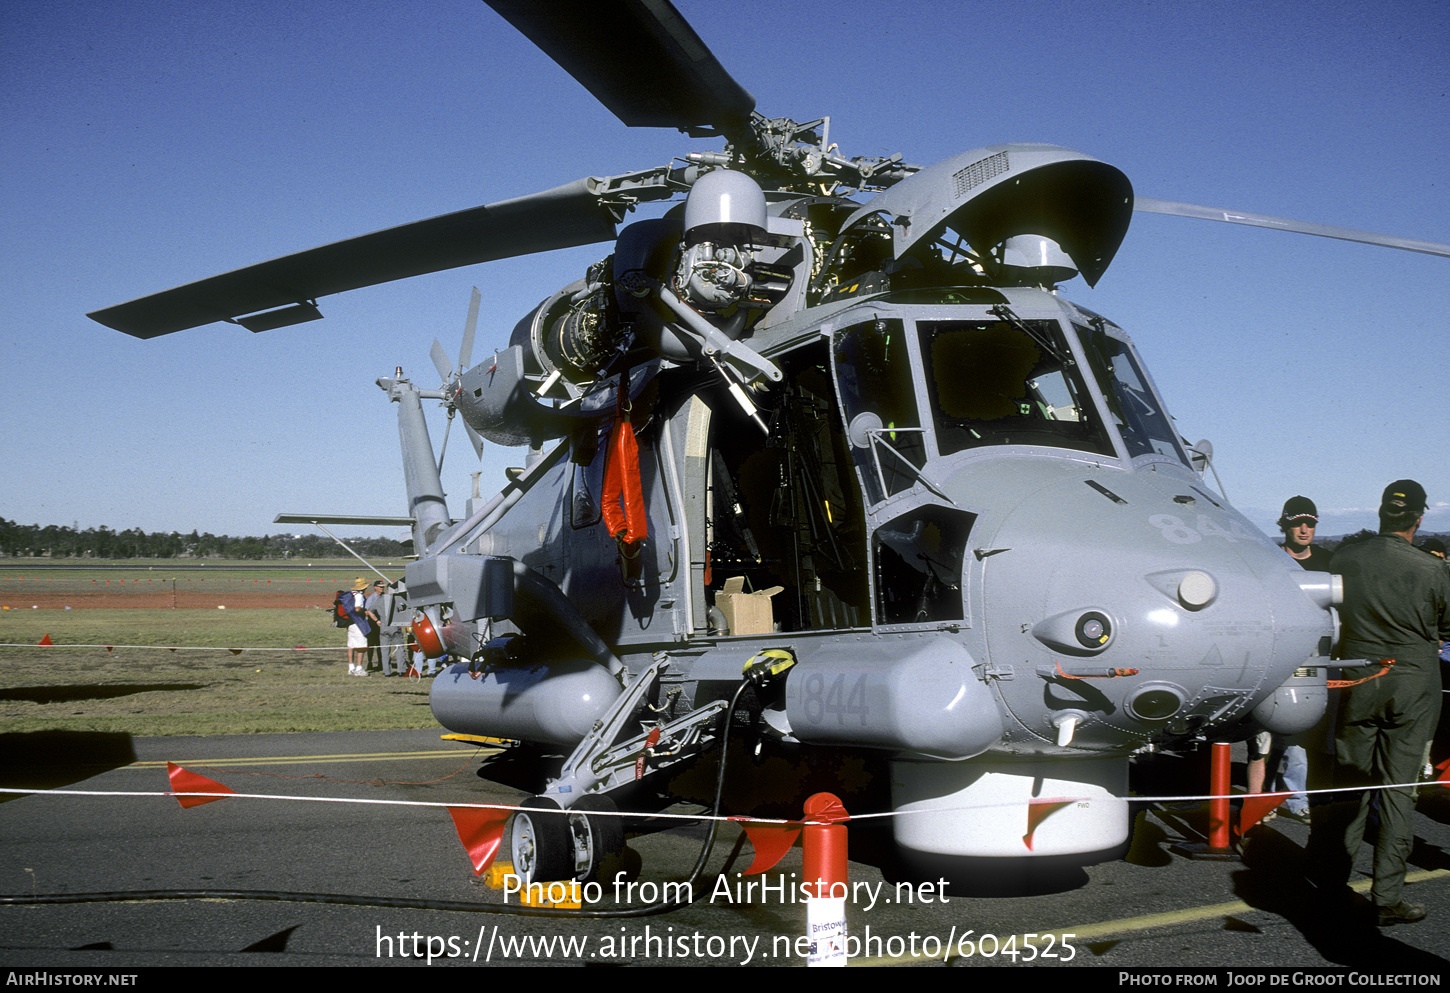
[
  {"left": 510, "top": 796, "right": 572, "bottom": 886},
  {"left": 509, "top": 793, "right": 626, "bottom": 886},
  {"left": 571, "top": 793, "right": 625, "bottom": 883}
]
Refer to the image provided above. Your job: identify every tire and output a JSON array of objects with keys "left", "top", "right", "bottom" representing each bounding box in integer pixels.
[
  {"left": 570, "top": 793, "right": 626, "bottom": 884},
  {"left": 510, "top": 796, "right": 572, "bottom": 885}
]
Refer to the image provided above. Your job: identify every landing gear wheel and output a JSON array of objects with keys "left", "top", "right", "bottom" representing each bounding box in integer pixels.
[
  {"left": 570, "top": 793, "right": 626, "bottom": 883},
  {"left": 510, "top": 796, "right": 571, "bottom": 886}
]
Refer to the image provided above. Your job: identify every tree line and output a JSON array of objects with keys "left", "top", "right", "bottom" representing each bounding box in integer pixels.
[{"left": 0, "top": 518, "right": 410, "bottom": 560}]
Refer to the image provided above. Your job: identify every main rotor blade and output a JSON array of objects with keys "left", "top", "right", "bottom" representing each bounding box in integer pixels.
[
  {"left": 485, "top": 0, "right": 754, "bottom": 134},
  {"left": 459, "top": 286, "right": 480, "bottom": 373},
  {"left": 1134, "top": 197, "right": 1450, "bottom": 259},
  {"left": 89, "top": 177, "right": 620, "bottom": 338}
]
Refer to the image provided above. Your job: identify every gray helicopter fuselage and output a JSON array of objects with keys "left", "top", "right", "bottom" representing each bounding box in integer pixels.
[
  {"left": 410, "top": 149, "right": 1337, "bottom": 864},
  {"left": 428, "top": 282, "right": 1334, "bottom": 768}
]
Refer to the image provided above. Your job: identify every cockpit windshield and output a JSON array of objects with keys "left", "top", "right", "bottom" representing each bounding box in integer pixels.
[
  {"left": 918, "top": 319, "right": 1115, "bottom": 458},
  {"left": 1074, "top": 323, "right": 1188, "bottom": 464}
]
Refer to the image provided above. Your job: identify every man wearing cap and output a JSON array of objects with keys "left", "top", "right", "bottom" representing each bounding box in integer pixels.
[
  {"left": 364, "top": 580, "right": 386, "bottom": 672},
  {"left": 1279, "top": 495, "right": 1333, "bottom": 572},
  {"left": 1314, "top": 480, "right": 1450, "bottom": 925},
  {"left": 1249, "top": 497, "right": 1334, "bottom": 820},
  {"left": 374, "top": 580, "right": 408, "bottom": 677}
]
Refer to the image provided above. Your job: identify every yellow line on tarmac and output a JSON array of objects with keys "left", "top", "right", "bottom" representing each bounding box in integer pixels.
[
  {"left": 854, "top": 868, "right": 1449, "bottom": 967},
  {"left": 131, "top": 748, "right": 488, "bottom": 769}
]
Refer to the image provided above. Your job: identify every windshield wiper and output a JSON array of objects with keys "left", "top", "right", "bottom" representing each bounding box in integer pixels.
[{"left": 989, "top": 304, "right": 1074, "bottom": 369}]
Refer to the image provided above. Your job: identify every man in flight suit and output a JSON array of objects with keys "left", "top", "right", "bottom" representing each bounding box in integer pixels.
[{"left": 1318, "top": 480, "right": 1450, "bottom": 926}]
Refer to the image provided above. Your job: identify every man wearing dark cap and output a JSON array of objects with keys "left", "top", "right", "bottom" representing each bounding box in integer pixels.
[
  {"left": 1248, "top": 496, "right": 1334, "bottom": 820},
  {"left": 1314, "top": 480, "right": 1450, "bottom": 925},
  {"left": 1279, "top": 495, "right": 1333, "bottom": 572}
]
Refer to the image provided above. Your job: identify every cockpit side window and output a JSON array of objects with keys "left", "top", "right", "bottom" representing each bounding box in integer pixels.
[
  {"left": 919, "top": 319, "right": 1114, "bottom": 458},
  {"left": 1075, "top": 323, "right": 1188, "bottom": 464},
  {"left": 832, "top": 318, "right": 929, "bottom": 503},
  {"left": 874, "top": 506, "right": 976, "bottom": 625}
]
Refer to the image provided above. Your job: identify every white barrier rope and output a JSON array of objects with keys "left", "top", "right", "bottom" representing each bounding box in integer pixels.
[
  {"left": 0, "top": 642, "right": 349, "bottom": 652},
  {"left": 1, "top": 778, "right": 1442, "bottom": 824}
]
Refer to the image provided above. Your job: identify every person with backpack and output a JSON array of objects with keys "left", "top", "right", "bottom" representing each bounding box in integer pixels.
[{"left": 339, "top": 577, "right": 373, "bottom": 676}]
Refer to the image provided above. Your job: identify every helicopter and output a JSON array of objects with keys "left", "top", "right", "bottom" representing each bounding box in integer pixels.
[{"left": 86, "top": 1, "right": 1450, "bottom": 887}]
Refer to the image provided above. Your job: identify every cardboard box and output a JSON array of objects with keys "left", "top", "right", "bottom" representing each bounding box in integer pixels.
[{"left": 716, "top": 576, "right": 783, "bottom": 636}]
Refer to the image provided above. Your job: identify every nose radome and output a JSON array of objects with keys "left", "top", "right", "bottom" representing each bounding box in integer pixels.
[{"left": 971, "top": 465, "right": 1332, "bottom": 747}]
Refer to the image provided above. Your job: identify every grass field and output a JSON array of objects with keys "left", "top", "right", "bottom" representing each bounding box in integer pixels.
[
  {"left": 0, "top": 563, "right": 436, "bottom": 736},
  {"left": 0, "top": 559, "right": 408, "bottom": 610}
]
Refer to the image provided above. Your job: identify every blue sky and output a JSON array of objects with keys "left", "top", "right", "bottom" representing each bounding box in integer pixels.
[{"left": 3, "top": 0, "right": 1447, "bottom": 542}]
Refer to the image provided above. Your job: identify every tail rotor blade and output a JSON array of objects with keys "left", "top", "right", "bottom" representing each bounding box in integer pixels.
[
  {"left": 463, "top": 420, "right": 485, "bottom": 461},
  {"left": 459, "top": 286, "right": 480, "bottom": 373},
  {"left": 430, "top": 338, "right": 454, "bottom": 384},
  {"left": 437, "top": 411, "right": 453, "bottom": 475}
]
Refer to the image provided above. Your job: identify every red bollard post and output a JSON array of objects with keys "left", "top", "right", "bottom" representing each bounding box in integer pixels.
[
  {"left": 1207, "top": 741, "right": 1232, "bottom": 850},
  {"left": 1171, "top": 741, "right": 1238, "bottom": 860},
  {"left": 802, "top": 792, "right": 849, "bottom": 967}
]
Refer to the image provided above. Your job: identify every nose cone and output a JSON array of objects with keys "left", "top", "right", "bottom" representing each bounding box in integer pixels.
[{"left": 969, "top": 463, "right": 1329, "bottom": 750}]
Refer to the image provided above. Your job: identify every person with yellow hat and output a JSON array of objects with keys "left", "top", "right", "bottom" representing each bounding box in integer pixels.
[{"left": 342, "top": 577, "right": 373, "bottom": 676}]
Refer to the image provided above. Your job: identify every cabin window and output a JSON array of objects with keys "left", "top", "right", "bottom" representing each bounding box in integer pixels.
[{"left": 918, "top": 319, "right": 1114, "bottom": 458}]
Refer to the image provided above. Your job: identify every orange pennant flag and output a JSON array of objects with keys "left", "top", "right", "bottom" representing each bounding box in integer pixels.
[
  {"left": 1237, "top": 791, "right": 1293, "bottom": 836},
  {"left": 37, "top": 634, "right": 53, "bottom": 646},
  {"left": 734, "top": 818, "right": 801, "bottom": 875},
  {"left": 166, "top": 762, "right": 235, "bottom": 808},
  {"left": 447, "top": 806, "right": 511, "bottom": 875},
  {"left": 1024, "top": 798, "right": 1076, "bottom": 851}
]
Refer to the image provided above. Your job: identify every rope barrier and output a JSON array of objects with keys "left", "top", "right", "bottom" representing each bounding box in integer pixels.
[
  {"left": 2, "top": 776, "right": 1441, "bottom": 823},
  {"left": 1, "top": 766, "right": 1444, "bottom": 918},
  {"left": 0, "top": 642, "right": 348, "bottom": 652}
]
